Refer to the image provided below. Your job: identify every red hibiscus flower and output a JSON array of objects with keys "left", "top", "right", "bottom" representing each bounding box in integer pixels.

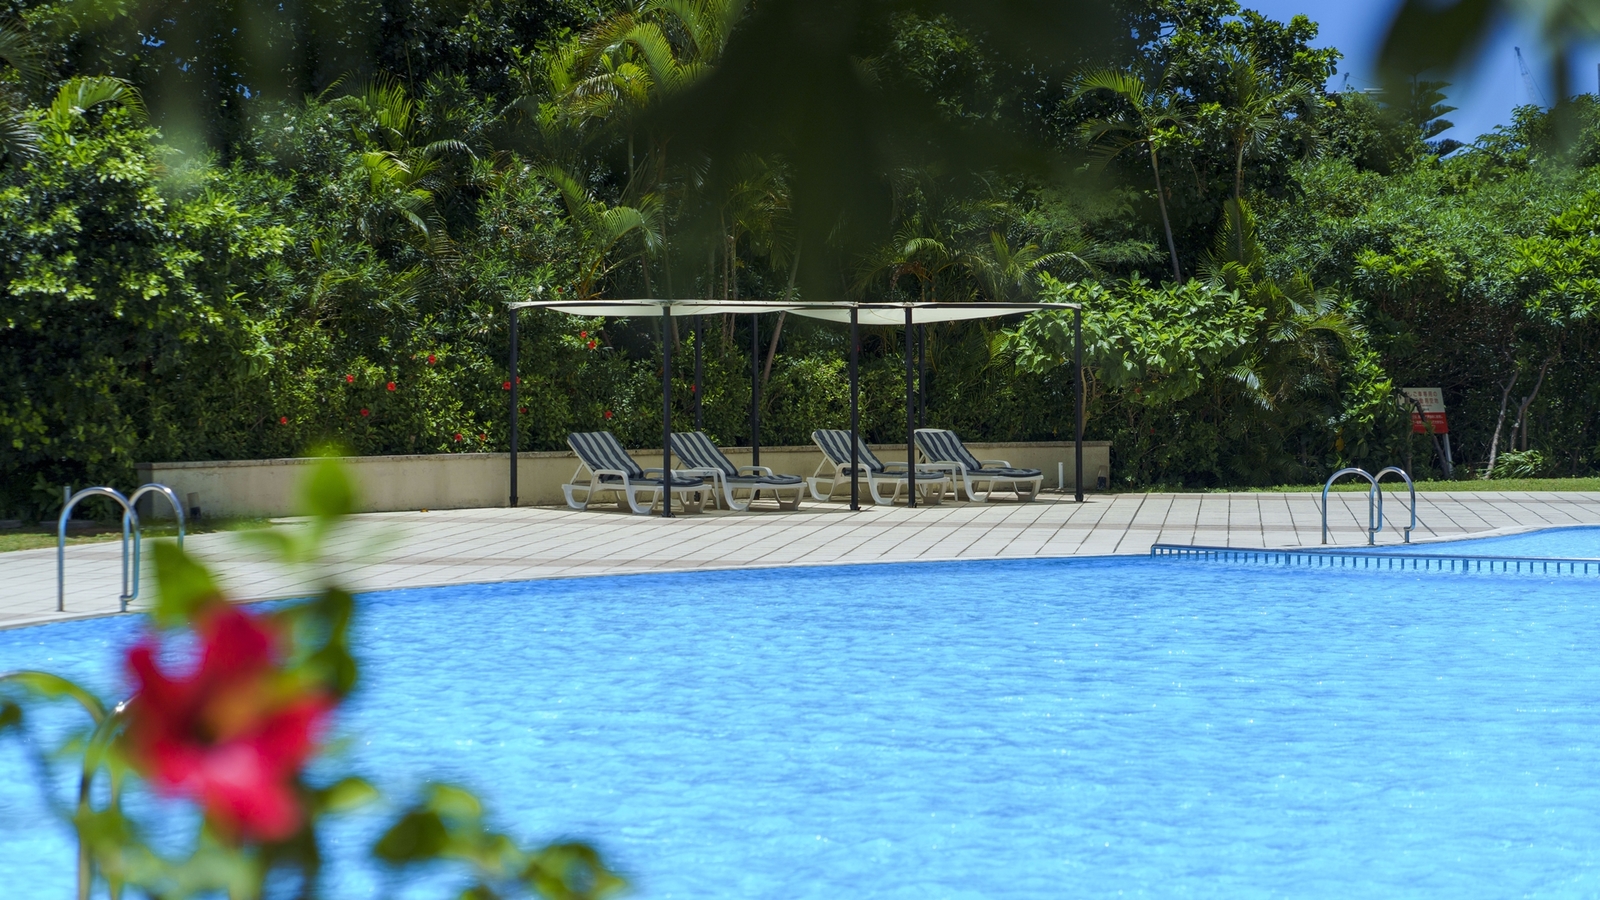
[
  {"left": 579, "top": 331, "right": 588, "bottom": 339},
  {"left": 123, "top": 605, "right": 332, "bottom": 842},
  {"left": 478, "top": 433, "right": 487, "bottom": 441},
  {"left": 279, "top": 416, "right": 288, "bottom": 425},
  {"left": 454, "top": 433, "right": 463, "bottom": 441},
  {"left": 427, "top": 354, "right": 437, "bottom": 365},
  {"left": 502, "top": 381, "right": 511, "bottom": 391},
  {"left": 604, "top": 410, "right": 613, "bottom": 420},
  {"left": 386, "top": 382, "right": 396, "bottom": 392},
  {"left": 360, "top": 408, "right": 370, "bottom": 417},
  {"left": 345, "top": 374, "right": 354, "bottom": 384},
  {"left": 587, "top": 340, "right": 597, "bottom": 350}
]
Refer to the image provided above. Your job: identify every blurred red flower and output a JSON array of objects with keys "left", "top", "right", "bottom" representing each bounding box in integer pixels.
[
  {"left": 454, "top": 433, "right": 463, "bottom": 442},
  {"left": 588, "top": 340, "right": 597, "bottom": 350},
  {"left": 580, "top": 331, "right": 588, "bottom": 339},
  {"left": 279, "top": 416, "right": 288, "bottom": 425},
  {"left": 123, "top": 606, "right": 332, "bottom": 842},
  {"left": 360, "top": 408, "right": 370, "bottom": 417},
  {"left": 344, "top": 375, "right": 354, "bottom": 384},
  {"left": 427, "top": 354, "right": 437, "bottom": 365},
  {"left": 386, "top": 382, "right": 396, "bottom": 392},
  {"left": 502, "top": 381, "right": 511, "bottom": 391},
  {"left": 479, "top": 433, "right": 487, "bottom": 441},
  {"left": 604, "top": 410, "right": 613, "bottom": 420}
]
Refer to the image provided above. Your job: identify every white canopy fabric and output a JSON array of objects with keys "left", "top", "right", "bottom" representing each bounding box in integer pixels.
[{"left": 508, "top": 299, "right": 1076, "bottom": 322}]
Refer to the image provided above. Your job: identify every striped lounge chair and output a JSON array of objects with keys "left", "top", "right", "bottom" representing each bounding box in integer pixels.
[
  {"left": 563, "top": 431, "right": 707, "bottom": 515},
  {"left": 670, "top": 431, "right": 806, "bottom": 511},
  {"left": 914, "top": 428, "right": 1043, "bottom": 502},
  {"left": 808, "top": 429, "right": 951, "bottom": 506}
]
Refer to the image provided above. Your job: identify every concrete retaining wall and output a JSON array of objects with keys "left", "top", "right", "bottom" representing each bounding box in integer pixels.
[{"left": 136, "top": 440, "right": 1111, "bottom": 519}]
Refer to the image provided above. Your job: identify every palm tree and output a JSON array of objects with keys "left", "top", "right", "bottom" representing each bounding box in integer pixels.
[
  {"left": 1076, "top": 69, "right": 1190, "bottom": 283},
  {"left": 333, "top": 78, "right": 475, "bottom": 258},
  {"left": 46, "top": 76, "right": 147, "bottom": 128},
  {"left": 969, "top": 231, "right": 1100, "bottom": 302},
  {"left": 1219, "top": 50, "right": 1320, "bottom": 256},
  {"left": 0, "top": 23, "right": 43, "bottom": 161},
  {"left": 540, "top": 165, "right": 664, "bottom": 300}
]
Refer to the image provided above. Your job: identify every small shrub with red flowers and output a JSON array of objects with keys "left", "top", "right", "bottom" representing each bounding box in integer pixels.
[{"left": 0, "top": 460, "right": 625, "bottom": 900}]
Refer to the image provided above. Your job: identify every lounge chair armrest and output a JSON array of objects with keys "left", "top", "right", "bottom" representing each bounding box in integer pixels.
[
  {"left": 592, "top": 468, "right": 633, "bottom": 485},
  {"left": 739, "top": 465, "right": 775, "bottom": 476},
  {"left": 916, "top": 462, "right": 958, "bottom": 473},
  {"left": 980, "top": 459, "right": 1012, "bottom": 468}
]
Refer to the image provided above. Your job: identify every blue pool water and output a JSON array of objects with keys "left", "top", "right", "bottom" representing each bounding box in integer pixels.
[
  {"left": 1396, "top": 525, "right": 1600, "bottom": 559},
  {"left": 3, "top": 539, "right": 1600, "bottom": 897}
]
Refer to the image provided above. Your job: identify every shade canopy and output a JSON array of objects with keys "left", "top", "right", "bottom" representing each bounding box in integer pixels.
[
  {"left": 508, "top": 299, "right": 1076, "bottom": 323},
  {"left": 505, "top": 297, "right": 1084, "bottom": 516}
]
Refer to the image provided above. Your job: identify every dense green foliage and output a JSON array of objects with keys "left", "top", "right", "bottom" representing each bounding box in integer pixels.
[{"left": 2, "top": 0, "right": 1599, "bottom": 516}]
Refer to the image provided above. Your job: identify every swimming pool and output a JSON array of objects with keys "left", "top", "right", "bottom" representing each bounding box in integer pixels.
[{"left": 3, "top": 534, "right": 1600, "bottom": 897}]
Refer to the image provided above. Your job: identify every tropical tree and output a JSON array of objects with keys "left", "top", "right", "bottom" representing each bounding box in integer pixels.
[
  {"left": 1075, "top": 69, "right": 1191, "bottom": 282},
  {"left": 0, "top": 23, "right": 40, "bottom": 162},
  {"left": 1216, "top": 49, "right": 1320, "bottom": 231}
]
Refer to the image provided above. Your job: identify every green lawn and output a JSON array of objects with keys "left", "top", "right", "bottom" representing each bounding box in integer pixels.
[
  {"left": 0, "top": 520, "right": 259, "bottom": 553},
  {"left": 1121, "top": 477, "right": 1600, "bottom": 494}
]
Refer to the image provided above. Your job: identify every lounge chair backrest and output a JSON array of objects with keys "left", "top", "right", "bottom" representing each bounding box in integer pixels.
[
  {"left": 812, "top": 430, "right": 886, "bottom": 473},
  {"left": 568, "top": 432, "right": 645, "bottom": 478},
  {"left": 671, "top": 431, "right": 738, "bottom": 476},
  {"left": 916, "top": 429, "right": 984, "bottom": 471}
]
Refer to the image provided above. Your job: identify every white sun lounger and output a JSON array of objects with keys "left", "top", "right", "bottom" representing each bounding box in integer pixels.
[
  {"left": 670, "top": 431, "right": 805, "bottom": 511},
  {"left": 563, "top": 431, "right": 707, "bottom": 515},
  {"left": 914, "top": 428, "right": 1043, "bottom": 502},
  {"left": 808, "top": 429, "right": 951, "bottom": 506}
]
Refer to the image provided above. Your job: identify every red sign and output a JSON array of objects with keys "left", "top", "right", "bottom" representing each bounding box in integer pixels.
[{"left": 1402, "top": 387, "right": 1449, "bottom": 435}]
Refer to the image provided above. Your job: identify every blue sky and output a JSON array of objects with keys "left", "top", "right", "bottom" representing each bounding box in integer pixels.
[{"left": 1246, "top": 0, "right": 1600, "bottom": 143}]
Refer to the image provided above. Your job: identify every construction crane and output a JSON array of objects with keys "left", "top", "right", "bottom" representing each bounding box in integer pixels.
[{"left": 1515, "top": 47, "right": 1549, "bottom": 108}]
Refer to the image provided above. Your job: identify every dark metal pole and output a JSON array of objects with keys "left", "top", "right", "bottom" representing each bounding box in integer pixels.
[
  {"left": 905, "top": 306, "right": 916, "bottom": 509},
  {"left": 1074, "top": 306, "right": 1084, "bottom": 504},
  {"left": 750, "top": 313, "right": 761, "bottom": 466},
  {"left": 694, "top": 315, "right": 704, "bottom": 431},
  {"left": 663, "top": 305, "right": 675, "bottom": 519},
  {"left": 918, "top": 323, "right": 927, "bottom": 428},
  {"left": 850, "top": 306, "right": 860, "bottom": 511},
  {"left": 509, "top": 307, "right": 519, "bottom": 508}
]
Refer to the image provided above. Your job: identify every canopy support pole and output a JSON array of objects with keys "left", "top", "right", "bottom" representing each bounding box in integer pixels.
[
  {"left": 918, "top": 324, "right": 927, "bottom": 428},
  {"left": 905, "top": 306, "right": 916, "bottom": 509},
  {"left": 663, "top": 305, "right": 675, "bottom": 519},
  {"left": 693, "top": 315, "right": 704, "bottom": 430},
  {"left": 850, "top": 306, "right": 860, "bottom": 511},
  {"left": 1075, "top": 306, "right": 1084, "bottom": 503},
  {"left": 750, "top": 314, "right": 761, "bottom": 466},
  {"left": 509, "top": 307, "right": 520, "bottom": 508}
]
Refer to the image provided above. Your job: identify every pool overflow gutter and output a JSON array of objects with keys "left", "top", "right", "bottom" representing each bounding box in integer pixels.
[
  {"left": 58, "top": 483, "right": 184, "bottom": 613},
  {"left": 506, "top": 299, "right": 1083, "bottom": 513}
]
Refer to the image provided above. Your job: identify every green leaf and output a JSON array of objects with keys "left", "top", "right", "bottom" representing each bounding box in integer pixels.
[
  {"left": 0, "top": 699, "right": 20, "bottom": 732},
  {"left": 150, "top": 540, "right": 221, "bottom": 628},
  {"left": 0, "top": 671, "right": 107, "bottom": 722},
  {"left": 374, "top": 810, "right": 449, "bottom": 863},
  {"left": 428, "top": 783, "right": 485, "bottom": 822},
  {"left": 300, "top": 455, "right": 357, "bottom": 520},
  {"left": 318, "top": 776, "right": 381, "bottom": 814}
]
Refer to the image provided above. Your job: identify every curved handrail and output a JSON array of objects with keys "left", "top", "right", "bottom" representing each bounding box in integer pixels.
[
  {"left": 57, "top": 488, "right": 135, "bottom": 613},
  {"left": 123, "top": 484, "right": 186, "bottom": 606},
  {"left": 1373, "top": 467, "right": 1417, "bottom": 544},
  {"left": 1321, "top": 468, "right": 1379, "bottom": 546}
]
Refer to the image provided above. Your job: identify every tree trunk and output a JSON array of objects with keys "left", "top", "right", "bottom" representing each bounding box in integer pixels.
[
  {"left": 761, "top": 249, "right": 802, "bottom": 387},
  {"left": 1511, "top": 354, "right": 1555, "bottom": 453},
  {"left": 1484, "top": 369, "right": 1520, "bottom": 479},
  {"left": 1151, "top": 150, "right": 1182, "bottom": 283},
  {"left": 1233, "top": 141, "right": 1247, "bottom": 261}
]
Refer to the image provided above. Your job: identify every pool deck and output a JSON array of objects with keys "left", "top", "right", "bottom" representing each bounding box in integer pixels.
[{"left": 6, "top": 489, "right": 1600, "bottom": 629}]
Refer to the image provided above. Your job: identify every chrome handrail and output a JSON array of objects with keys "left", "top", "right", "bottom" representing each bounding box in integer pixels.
[
  {"left": 58, "top": 488, "right": 136, "bottom": 613},
  {"left": 1321, "top": 467, "right": 1380, "bottom": 545},
  {"left": 123, "top": 484, "right": 186, "bottom": 606},
  {"left": 1373, "top": 467, "right": 1417, "bottom": 544}
]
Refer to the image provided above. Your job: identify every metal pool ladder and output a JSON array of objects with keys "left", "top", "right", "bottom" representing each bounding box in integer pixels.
[
  {"left": 1321, "top": 467, "right": 1416, "bottom": 545},
  {"left": 57, "top": 484, "right": 185, "bottom": 613}
]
